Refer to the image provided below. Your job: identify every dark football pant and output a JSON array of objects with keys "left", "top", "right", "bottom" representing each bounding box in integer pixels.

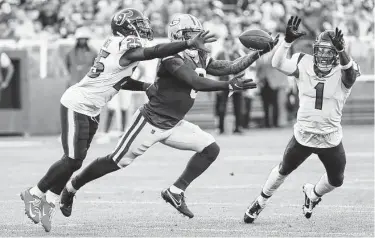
[
  {"left": 37, "top": 105, "right": 100, "bottom": 194},
  {"left": 61, "top": 104, "right": 100, "bottom": 160},
  {"left": 279, "top": 136, "right": 346, "bottom": 187}
]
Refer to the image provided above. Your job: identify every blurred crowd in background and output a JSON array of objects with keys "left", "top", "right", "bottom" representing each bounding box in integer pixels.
[
  {"left": 0, "top": 0, "right": 374, "bottom": 40},
  {"left": 0, "top": 0, "right": 373, "bottom": 135}
]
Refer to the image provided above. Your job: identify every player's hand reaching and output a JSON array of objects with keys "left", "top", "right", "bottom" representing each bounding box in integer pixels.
[
  {"left": 259, "top": 34, "right": 280, "bottom": 56},
  {"left": 229, "top": 75, "right": 257, "bottom": 92},
  {"left": 328, "top": 27, "right": 345, "bottom": 52},
  {"left": 187, "top": 31, "right": 217, "bottom": 53},
  {"left": 285, "top": 16, "right": 306, "bottom": 43}
]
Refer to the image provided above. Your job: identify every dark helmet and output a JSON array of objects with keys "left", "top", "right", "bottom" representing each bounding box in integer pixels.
[
  {"left": 313, "top": 30, "right": 339, "bottom": 73},
  {"left": 111, "top": 8, "right": 153, "bottom": 40}
]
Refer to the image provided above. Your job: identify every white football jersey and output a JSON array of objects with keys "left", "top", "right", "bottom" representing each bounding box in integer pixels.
[
  {"left": 292, "top": 53, "right": 358, "bottom": 148},
  {"left": 60, "top": 35, "right": 145, "bottom": 116}
]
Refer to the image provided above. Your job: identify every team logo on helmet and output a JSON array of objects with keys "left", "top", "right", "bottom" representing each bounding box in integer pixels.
[
  {"left": 170, "top": 18, "right": 180, "bottom": 26},
  {"left": 115, "top": 10, "right": 133, "bottom": 26}
]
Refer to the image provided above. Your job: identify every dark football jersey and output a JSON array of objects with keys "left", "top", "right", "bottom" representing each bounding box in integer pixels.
[{"left": 140, "top": 51, "right": 211, "bottom": 129}]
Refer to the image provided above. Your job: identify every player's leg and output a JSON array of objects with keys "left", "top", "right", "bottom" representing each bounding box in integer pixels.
[
  {"left": 61, "top": 110, "right": 162, "bottom": 216},
  {"left": 161, "top": 121, "right": 219, "bottom": 218},
  {"left": 302, "top": 142, "right": 346, "bottom": 218},
  {"left": 232, "top": 92, "right": 243, "bottom": 133},
  {"left": 121, "top": 109, "right": 127, "bottom": 132},
  {"left": 244, "top": 136, "right": 312, "bottom": 223},
  {"left": 105, "top": 109, "right": 115, "bottom": 133},
  {"left": 21, "top": 105, "right": 92, "bottom": 231},
  {"left": 271, "top": 88, "right": 279, "bottom": 127},
  {"left": 218, "top": 91, "right": 228, "bottom": 134}
]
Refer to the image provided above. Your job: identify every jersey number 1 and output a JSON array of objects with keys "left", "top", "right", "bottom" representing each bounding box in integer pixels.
[
  {"left": 87, "top": 50, "right": 110, "bottom": 78},
  {"left": 314, "top": 82, "right": 324, "bottom": 110}
]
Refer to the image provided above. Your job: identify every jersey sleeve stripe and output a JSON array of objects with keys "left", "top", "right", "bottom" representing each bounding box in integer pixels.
[{"left": 297, "top": 53, "right": 305, "bottom": 64}]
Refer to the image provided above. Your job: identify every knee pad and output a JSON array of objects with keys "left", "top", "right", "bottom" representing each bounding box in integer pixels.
[
  {"left": 62, "top": 155, "right": 83, "bottom": 171},
  {"left": 201, "top": 142, "right": 220, "bottom": 162},
  {"left": 328, "top": 173, "right": 344, "bottom": 187}
]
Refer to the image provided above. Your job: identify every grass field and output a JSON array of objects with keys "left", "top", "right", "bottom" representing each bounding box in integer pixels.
[{"left": 0, "top": 125, "right": 374, "bottom": 237}]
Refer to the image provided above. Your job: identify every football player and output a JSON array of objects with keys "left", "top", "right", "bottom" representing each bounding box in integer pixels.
[
  {"left": 243, "top": 16, "right": 361, "bottom": 223},
  {"left": 59, "top": 13, "right": 279, "bottom": 219},
  {"left": 20, "top": 8, "right": 216, "bottom": 232}
]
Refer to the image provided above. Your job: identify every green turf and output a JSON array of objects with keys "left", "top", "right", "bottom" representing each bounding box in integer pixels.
[{"left": 1, "top": 125, "right": 374, "bottom": 237}]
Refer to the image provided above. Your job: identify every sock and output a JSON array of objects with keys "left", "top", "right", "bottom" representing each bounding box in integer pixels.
[
  {"left": 169, "top": 185, "right": 183, "bottom": 194},
  {"left": 46, "top": 190, "right": 60, "bottom": 206},
  {"left": 173, "top": 143, "right": 220, "bottom": 191},
  {"left": 72, "top": 155, "right": 120, "bottom": 190},
  {"left": 261, "top": 165, "right": 287, "bottom": 197},
  {"left": 30, "top": 186, "right": 44, "bottom": 198},
  {"left": 313, "top": 173, "right": 336, "bottom": 199},
  {"left": 66, "top": 180, "right": 77, "bottom": 193},
  {"left": 257, "top": 195, "right": 268, "bottom": 206},
  {"left": 37, "top": 155, "right": 81, "bottom": 193}
]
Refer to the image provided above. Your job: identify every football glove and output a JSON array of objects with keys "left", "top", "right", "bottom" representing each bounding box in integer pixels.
[
  {"left": 187, "top": 30, "right": 217, "bottom": 53},
  {"left": 229, "top": 76, "right": 257, "bottom": 92},
  {"left": 285, "top": 16, "right": 306, "bottom": 43},
  {"left": 328, "top": 27, "right": 345, "bottom": 52},
  {"left": 259, "top": 34, "right": 280, "bottom": 56}
]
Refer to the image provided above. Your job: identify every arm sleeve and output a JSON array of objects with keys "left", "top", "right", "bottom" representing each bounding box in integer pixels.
[
  {"left": 271, "top": 40, "right": 299, "bottom": 76},
  {"left": 163, "top": 57, "right": 229, "bottom": 92},
  {"left": 121, "top": 77, "right": 151, "bottom": 91},
  {"left": 123, "top": 41, "right": 189, "bottom": 62}
]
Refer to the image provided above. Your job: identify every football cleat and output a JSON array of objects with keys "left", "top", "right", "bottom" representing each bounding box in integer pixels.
[
  {"left": 20, "top": 188, "right": 42, "bottom": 224},
  {"left": 161, "top": 188, "right": 194, "bottom": 218},
  {"left": 244, "top": 198, "right": 265, "bottom": 223},
  {"left": 302, "top": 183, "right": 322, "bottom": 219},
  {"left": 40, "top": 197, "right": 56, "bottom": 232},
  {"left": 60, "top": 187, "right": 75, "bottom": 217}
]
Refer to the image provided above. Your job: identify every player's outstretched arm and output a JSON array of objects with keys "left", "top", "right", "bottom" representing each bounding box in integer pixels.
[
  {"left": 271, "top": 40, "right": 299, "bottom": 77},
  {"left": 328, "top": 27, "right": 360, "bottom": 89},
  {"left": 206, "top": 35, "right": 279, "bottom": 76},
  {"left": 120, "top": 31, "right": 216, "bottom": 66},
  {"left": 164, "top": 57, "right": 256, "bottom": 92},
  {"left": 272, "top": 16, "right": 306, "bottom": 77},
  {"left": 120, "top": 76, "right": 151, "bottom": 91}
]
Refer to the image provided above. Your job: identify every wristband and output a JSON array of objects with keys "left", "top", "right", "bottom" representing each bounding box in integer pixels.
[
  {"left": 340, "top": 60, "right": 353, "bottom": 70},
  {"left": 337, "top": 48, "right": 345, "bottom": 53}
]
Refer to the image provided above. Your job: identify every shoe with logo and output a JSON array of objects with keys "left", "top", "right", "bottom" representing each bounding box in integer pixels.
[
  {"left": 243, "top": 199, "right": 265, "bottom": 224},
  {"left": 20, "top": 188, "right": 42, "bottom": 224},
  {"left": 161, "top": 188, "right": 194, "bottom": 218},
  {"left": 302, "top": 183, "right": 322, "bottom": 219},
  {"left": 40, "top": 197, "right": 56, "bottom": 232}
]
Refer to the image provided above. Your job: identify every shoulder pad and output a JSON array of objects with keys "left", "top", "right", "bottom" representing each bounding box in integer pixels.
[{"left": 119, "top": 36, "right": 143, "bottom": 53}]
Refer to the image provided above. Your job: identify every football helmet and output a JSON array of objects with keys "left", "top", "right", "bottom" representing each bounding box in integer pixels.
[
  {"left": 111, "top": 8, "right": 153, "bottom": 40},
  {"left": 168, "top": 14, "right": 204, "bottom": 57},
  {"left": 313, "top": 30, "right": 339, "bottom": 73}
]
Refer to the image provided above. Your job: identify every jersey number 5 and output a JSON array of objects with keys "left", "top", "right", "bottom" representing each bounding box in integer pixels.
[
  {"left": 87, "top": 50, "right": 110, "bottom": 78},
  {"left": 314, "top": 82, "right": 324, "bottom": 110}
]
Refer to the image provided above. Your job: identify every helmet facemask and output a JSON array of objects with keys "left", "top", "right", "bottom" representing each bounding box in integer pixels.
[
  {"left": 129, "top": 18, "right": 153, "bottom": 41},
  {"left": 313, "top": 42, "right": 338, "bottom": 74},
  {"left": 177, "top": 29, "right": 203, "bottom": 57}
]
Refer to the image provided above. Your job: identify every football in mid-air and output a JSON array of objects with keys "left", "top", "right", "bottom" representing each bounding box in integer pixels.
[{"left": 239, "top": 29, "right": 272, "bottom": 50}]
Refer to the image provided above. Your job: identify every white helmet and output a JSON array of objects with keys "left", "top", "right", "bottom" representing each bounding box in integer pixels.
[
  {"left": 168, "top": 14, "right": 203, "bottom": 57},
  {"left": 168, "top": 14, "right": 203, "bottom": 41}
]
